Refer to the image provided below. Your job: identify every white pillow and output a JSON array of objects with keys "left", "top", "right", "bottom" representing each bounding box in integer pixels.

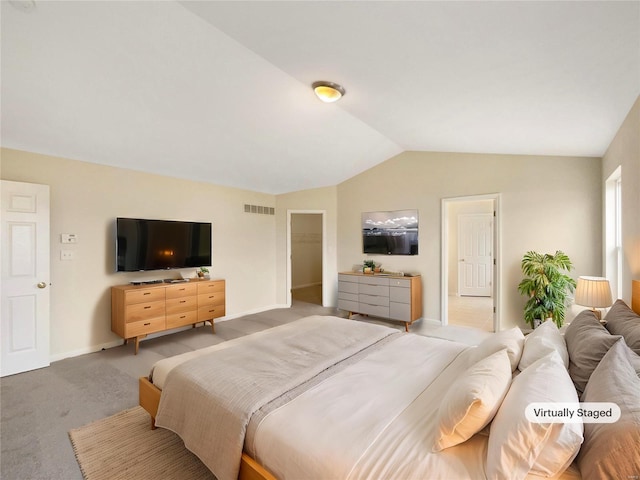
[
  {"left": 433, "top": 349, "right": 512, "bottom": 451},
  {"left": 518, "top": 320, "right": 569, "bottom": 370},
  {"left": 486, "top": 352, "right": 583, "bottom": 480},
  {"left": 468, "top": 327, "right": 525, "bottom": 372}
]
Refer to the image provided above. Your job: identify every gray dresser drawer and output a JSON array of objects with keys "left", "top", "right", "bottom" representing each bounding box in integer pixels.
[
  {"left": 359, "top": 294, "right": 389, "bottom": 307},
  {"left": 390, "top": 302, "right": 411, "bottom": 321},
  {"left": 358, "top": 303, "right": 390, "bottom": 318},
  {"left": 358, "top": 276, "right": 390, "bottom": 287},
  {"left": 338, "top": 281, "right": 359, "bottom": 294},
  {"left": 390, "top": 286, "right": 411, "bottom": 303},
  {"left": 359, "top": 283, "right": 389, "bottom": 296},
  {"left": 390, "top": 278, "right": 411, "bottom": 288},
  {"left": 338, "top": 299, "right": 359, "bottom": 313},
  {"left": 338, "top": 291, "right": 359, "bottom": 302},
  {"left": 338, "top": 274, "right": 359, "bottom": 283}
]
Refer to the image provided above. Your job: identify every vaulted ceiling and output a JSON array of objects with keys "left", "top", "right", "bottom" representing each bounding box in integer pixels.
[{"left": 2, "top": 1, "right": 639, "bottom": 194}]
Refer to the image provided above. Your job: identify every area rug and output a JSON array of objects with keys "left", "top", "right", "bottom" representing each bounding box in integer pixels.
[{"left": 68, "top": 407, "right": 215, "bottom": 480}]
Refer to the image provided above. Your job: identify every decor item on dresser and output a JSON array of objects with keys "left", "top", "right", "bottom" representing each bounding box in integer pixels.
[
  {"left": 111, "top": 278, "right": 225, "bottom": 354},
  {"left": 574, "top": 276, "right": 613, "bottom": 320},
  {"left": 517, "top": 250, "right": 576, "bottom": 328},
  {"left": 362, "top": 209, "right": 418, "bottom": 255},
  {"left": 337, "top": 271, "right": 422, "bottom": 331},
  {"left": 362, "top": 260, "right": 376, "bottom": 273},
  {"left": 197, "top": 267, "right": 210, "bottom": 278}
]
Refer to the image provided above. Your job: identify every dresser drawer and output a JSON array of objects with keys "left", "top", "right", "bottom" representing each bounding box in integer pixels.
[
  {"left": 359, "top": 283, "right": 389, "bottom": 297},
  {"left": 390, "top": 286, "right": 411, "bottom": 304},
  {"left": 390, "top": 278, "right": 411, "bottom": 288},
  {"left": 338, "top": 281, "right": 358, "bottom": 294},
  {"left": 125, "top": 288, "right": 165, "bottom": 305},
  {"left": 359, "top": 294, "right": 389, "bottom": 307},
  {"left": 197, "top": 292, "right": 225, "bottom": 307},
  {"left": 125, "top": 300, "right": 165, "bottom": 322},
  {"left": 390, "top": 302, "right": 411, "bottom": 321},
  {"left": 358, "top": 303, "right": 389, "bottom": 318},
  {"left": 166, "top": 310, "right": 198, "bottom": 329},
  {"left": 198, "top": 304, "right": 225, "bottom": 321},
  {"left": 197, "top": 281, "right": 225, "bottom": 294},
  {"left": 338, "top": 291, "right": 358, "bottom": 302},
  {"left": 165, "top": 283, "right": 197, "bottom": 299},
  {"left": 358, "top": 276, "right": 390, "bottom": 287},
  {"left": 338, "top": 299, "right": 359, "bottom": 313},
  {"left": 338, "top": 274, "right": 359, "bottom": 284},
  {"left": 166, "top": 295, "right": 197, "bottom": 315},
  {"left": 125, "top": 316, "right": 165, "bottom": 337}
]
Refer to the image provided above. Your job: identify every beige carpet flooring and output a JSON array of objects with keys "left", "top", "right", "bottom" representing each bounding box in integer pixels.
[{"left": 69, "top": 407, "right": 213, "bottom": 480}]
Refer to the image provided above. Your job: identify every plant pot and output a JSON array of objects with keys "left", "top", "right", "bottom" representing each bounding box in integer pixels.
[
  {"left": 363, "top": 267, "right": 372, "bottom": 274},
  {"left": 533, "top": 318, "right": 543, "bottom": 329}
]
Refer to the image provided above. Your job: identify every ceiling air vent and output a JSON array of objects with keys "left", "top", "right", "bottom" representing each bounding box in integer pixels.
[{"left": 244, "top": 204, "right": 275, "bottom": 215}]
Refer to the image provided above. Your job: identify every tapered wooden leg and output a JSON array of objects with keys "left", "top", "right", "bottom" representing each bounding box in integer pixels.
[
  {"left": 135, "top": 336, "right": 140, "bottom": 355},
  {"left": 150, "top": 417, "right": 156, "bottom": 430},
  {"left": 405, "top": 322, "right": 409, "bottom": 332},
  {"left": 211, "top": 320, "right": 215, "bottom": 334}
]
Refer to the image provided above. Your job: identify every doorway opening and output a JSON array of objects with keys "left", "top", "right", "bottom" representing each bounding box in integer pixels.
[
  {"left": 287, "top": 211, "right": 325, "bottom": 307},
  {"left": 441, "top": 194, "right": 501, "bottom": 332}
]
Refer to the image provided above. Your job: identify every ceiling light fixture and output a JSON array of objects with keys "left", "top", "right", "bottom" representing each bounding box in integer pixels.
[{"left": 312, "top": 81, "right": 345, "bottom": 103}]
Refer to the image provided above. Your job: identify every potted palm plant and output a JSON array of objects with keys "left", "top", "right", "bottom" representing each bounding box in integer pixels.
[{"left": 517, "top": 250, "right": 576, "bottom": 328}]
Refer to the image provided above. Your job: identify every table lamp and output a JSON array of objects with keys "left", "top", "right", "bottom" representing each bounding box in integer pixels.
[{"left": 575, "top": 276, "right": 613, "bottom": 321}]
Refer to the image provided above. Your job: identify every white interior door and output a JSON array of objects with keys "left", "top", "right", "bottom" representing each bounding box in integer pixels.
[
  {"left": 1, "top": 180, "right": 50, "bottom": 377},
  {"left": 458, "top": 213, "right": 492, "bottom": 296}
]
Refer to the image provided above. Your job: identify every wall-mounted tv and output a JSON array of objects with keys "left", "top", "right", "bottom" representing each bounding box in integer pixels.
[
  {"left": 362, "top": 209, "right": 418, "bottom": 255},
  {"left": 116, "top": 218, "right": 212, "bottom": 272}
]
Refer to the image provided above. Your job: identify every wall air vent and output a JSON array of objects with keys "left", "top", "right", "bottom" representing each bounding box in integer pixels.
[{"left": 244, "top": 204, "right": 275, "bottom": 215}]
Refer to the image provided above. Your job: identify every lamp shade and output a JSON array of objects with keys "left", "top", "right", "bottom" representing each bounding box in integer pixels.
[{"left": 575, "top": 276, "right": 613, "bottom": 308}]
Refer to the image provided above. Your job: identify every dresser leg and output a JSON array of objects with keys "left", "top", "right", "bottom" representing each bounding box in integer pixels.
[
  {"left": 135, "top": 336, "right": 140, "bottom": 355},
  {"left": 211, "top": 320, "right": 215, "bottom": 334},
  {"left": 404, "top": 322, "right": 409, "bottom": 332}
]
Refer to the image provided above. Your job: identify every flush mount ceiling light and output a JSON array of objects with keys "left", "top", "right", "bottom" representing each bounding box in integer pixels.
[{"left": 312, "top": 81, "right": 345, "bottom": 103}]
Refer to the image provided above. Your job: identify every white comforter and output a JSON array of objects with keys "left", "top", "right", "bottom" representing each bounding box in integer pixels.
[{"left": 250, "top": 333, "right": 476, "bottom": 479}]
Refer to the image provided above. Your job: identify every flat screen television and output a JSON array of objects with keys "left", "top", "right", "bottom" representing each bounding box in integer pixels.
[
  {"left": 362, "top": 209, "right": 418, "bottom": 255},
  {"left": 116, "top": 218, "right": 212, "bottom": 272}
]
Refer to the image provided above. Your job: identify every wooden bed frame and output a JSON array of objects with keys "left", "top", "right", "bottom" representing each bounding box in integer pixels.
[{"left": 138, "top": 376, "right": 275, "bottom": 480}]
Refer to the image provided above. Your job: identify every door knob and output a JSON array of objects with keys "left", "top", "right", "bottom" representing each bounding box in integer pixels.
[{"left": 37, "top": 282, "right": 47, "bottom": 289}]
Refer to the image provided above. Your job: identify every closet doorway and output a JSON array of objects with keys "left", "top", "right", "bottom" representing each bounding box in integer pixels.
[
  {"left": 287, "top": 211, "right": 325, "bottom": 306},
  {"left": 441, "top": 194, "right": 501, "bottom": 332}
]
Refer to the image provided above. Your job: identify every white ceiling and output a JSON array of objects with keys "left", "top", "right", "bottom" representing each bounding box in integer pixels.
[{"left": 2, "top": 1, "right": 639, "bottom": 194}]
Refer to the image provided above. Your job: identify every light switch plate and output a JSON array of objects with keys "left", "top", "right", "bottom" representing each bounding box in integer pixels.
[{"left": 61, "top": 233, "right": 77, "bottom": 244}]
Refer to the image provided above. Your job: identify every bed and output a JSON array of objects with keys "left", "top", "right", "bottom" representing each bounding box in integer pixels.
[{"left": 139, "top": 297, "right": 640, "bottom": 480}]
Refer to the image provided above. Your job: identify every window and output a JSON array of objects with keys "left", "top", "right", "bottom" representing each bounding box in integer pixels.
[{"left": 605, "top": 166, "right": 622, "bottom": 298}]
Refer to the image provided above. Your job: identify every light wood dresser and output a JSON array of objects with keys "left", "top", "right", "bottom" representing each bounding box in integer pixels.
[
  {"left": 111, "top": 278, "right": 225, "bottom": 354},
  {"left": 337, "top": 272, "right": 422, "bottom": 331}
]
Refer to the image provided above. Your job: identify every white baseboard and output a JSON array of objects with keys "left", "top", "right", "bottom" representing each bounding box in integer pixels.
[{"left": 49, "top": 339, "right": 124, "bottom": 363}]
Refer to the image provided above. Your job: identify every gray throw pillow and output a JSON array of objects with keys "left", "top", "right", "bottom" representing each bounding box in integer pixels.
[
  {"left": 577, "top": 339, "right": 640, "bottom": 480},
  {"left": 564, "top": 310, "right": 621, "bottom": 396},
  {"left": 604, "top": 299, "right": 640, "bottom": 355}
]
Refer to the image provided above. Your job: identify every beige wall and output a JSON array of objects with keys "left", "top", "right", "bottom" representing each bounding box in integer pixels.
[
  {"left": 275, "top": 186, "right": 338, "bottom": 307},
  {"left": 337, "top": 151, "right": 602, "bottom": 329},
  {"left": 602, "top": 95, "right": 640, "bottom": 303},
  {"left": 1, "top": 148, "right": 277, "bottom": 358}
]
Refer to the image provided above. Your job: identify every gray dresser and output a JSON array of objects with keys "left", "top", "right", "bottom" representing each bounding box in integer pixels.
[{"left": 337, "top": 272, "right": 422, "bottom": 331}]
